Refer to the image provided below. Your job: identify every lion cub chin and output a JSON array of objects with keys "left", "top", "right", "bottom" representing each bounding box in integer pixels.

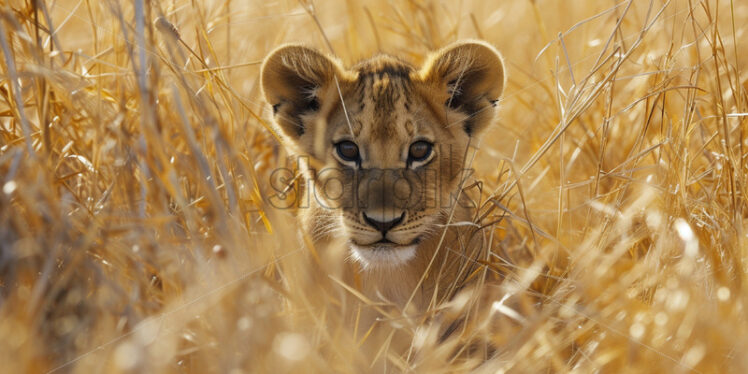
[
  {"left": 349, "top": 243, "right": 418, "bottom": 269},
  {"left": 261, "top": 40, "right": 505, "bottom": 310}
]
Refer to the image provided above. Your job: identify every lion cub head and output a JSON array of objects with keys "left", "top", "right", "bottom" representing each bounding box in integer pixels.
[{"left": 261, "top": 41, "right": 504, "bottom": 269}]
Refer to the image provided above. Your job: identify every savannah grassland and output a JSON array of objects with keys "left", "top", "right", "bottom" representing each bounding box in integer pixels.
[{"left": 1, "top": 0, "right": 747, "bottom": 372}]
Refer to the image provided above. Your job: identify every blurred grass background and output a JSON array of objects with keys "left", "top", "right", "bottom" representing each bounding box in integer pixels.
[{"left": 0, "top": 0, "right": 746, "bottom": 372}]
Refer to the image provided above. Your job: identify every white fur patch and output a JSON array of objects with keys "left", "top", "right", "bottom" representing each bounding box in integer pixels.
[{"left": 349, "top": 244, "right": 417, "bottom": 269}]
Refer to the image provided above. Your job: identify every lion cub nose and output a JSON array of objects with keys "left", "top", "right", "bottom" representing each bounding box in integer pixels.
[{"left": 363, "top": 212, "right": 405, "bottom": 235}]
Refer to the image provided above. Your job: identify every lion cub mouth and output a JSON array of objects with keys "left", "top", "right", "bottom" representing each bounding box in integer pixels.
[{"left": 349, "top": 239, "right": 419, "bottom": 269}]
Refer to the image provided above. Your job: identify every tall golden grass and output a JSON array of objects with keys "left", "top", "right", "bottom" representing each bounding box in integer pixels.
[{"left": 0, "top": 0, "right": 746, "bottom": 372}]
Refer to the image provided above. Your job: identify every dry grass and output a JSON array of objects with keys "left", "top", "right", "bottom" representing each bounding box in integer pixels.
[{"left": 1, "top": 0, "right": 746, "bottom": 372}]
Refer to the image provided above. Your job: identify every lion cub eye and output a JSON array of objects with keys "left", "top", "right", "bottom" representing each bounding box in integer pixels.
[
  {"left": 408, "top": 141, "right": 433, "bottom": 163},
  {"left": 335, "top": 141, "right": 361, "bottom": 163}
]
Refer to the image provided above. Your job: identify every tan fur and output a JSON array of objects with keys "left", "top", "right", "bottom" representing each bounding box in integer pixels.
[{"left": 261, "top": 41, "right": 505, "bottom": 311}]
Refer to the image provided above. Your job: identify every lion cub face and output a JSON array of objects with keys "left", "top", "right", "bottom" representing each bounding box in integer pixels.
[{"left": 262, "top": 41, "right": 504, "bottom": 268}]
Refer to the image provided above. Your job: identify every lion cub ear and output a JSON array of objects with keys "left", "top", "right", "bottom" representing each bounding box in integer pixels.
[
  {"left": 420, "top": 40, "right": 505, "bottom": 137},
  {"left": 261, "top": 45, "right": 342, "bottom": 139}
]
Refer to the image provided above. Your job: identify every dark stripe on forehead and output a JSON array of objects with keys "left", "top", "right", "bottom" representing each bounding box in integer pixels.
[{"left": 352, "top": 70, "right": 411, "bottom": 113}]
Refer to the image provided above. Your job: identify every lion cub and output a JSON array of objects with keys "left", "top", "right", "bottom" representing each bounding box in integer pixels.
[{"left": 261, "top": 41, "right": 505, "bottom": 311}]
